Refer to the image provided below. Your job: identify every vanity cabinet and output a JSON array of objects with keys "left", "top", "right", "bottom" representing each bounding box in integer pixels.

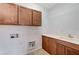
[
  {"left": 42, "top": 36, "right": 49, "bottom": 53},
  {"left": 56, "top": 42, "right": 65, "bottom": 55},
  {"left": 48, "top": 37, "right": 56, "bottom": 54},
  {"left": 65, "top": 47, "right": 79, "bottom": 55},
  {"left": 0, "top": 3, "right": 17, "bottom": 25},
  {"left": 42, "top": 35, "right": 79, "bottom": 55},
  {"left": 42, "top": 36, "right": 56, "bottom": 55}
]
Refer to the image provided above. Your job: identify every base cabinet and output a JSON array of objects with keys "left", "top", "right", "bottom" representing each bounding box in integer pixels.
[
  {"left": 42, "top": 36, "right": 49, "bottom": 53},
  {"left": 42, "top": 36, "right": 57, "bottom": 55},
  {"left": 56, "top": 43, "right": 65, "bottom": 55},
  {"left": 48, "top": 38, "right": 56, "bottom": 54},
  {"left": 65, "top": 47, "right": 79, "bottom": 55},
  {"left": 42, "top": 36, "right": 56, "bottom": 55},
  {"left": 42, "top": 35, "right": 79, "bottom": 55}
]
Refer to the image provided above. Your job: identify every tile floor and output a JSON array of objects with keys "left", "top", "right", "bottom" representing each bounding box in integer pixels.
[{"left": 27, "top": 49, "right": 49, "bottom": 55}]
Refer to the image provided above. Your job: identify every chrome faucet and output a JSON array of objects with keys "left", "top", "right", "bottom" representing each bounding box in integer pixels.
[{"left": 68, "top": 34, "right": 73, "bottom": 38}]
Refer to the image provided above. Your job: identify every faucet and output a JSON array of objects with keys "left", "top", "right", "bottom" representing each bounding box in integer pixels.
[{"left": 68, "top": 34, "right": 74, "bottom": 38}]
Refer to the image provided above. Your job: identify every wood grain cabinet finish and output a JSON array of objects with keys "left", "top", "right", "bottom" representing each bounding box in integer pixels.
[
  {"left": 42, "top": 36, "right": 49, "bottom": 53},
  {"left": 48, "top": 38, "right": 56, "bottom": 55},
  {"left": 42, "top": 35, "right": 79, "bottom": 55},
  {"left": 18, "top": 6, "right": 32, "bottom": 25},
  {"left": 33, "top": 10, "right": 41, "bottom": 26},
  {"left": 65, "top": 47, "right": 79, "bottom": 55},
  {"left": 18, "top": 8, "right": 41, "bottom": 26},
  {"left": 56, "top": 43, "right": 65, "bottom": 55},
  {"left": 0, "top": 3, "right": 17, "bottom": 25},
  {"left": 42, "top": 36, "right": 56, "bottom": 55},
  {"left": 0, "top": 3, "right": 41, "bottom": 26}
]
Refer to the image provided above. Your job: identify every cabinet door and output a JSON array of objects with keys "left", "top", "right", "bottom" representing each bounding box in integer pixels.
[
  {"left": 49, "top": 38, "right": 56, "bottom": 55},
  {"left": 33, "top": 10, "right": 41, "bottom": 26},
  {"left": 42, "top": 36, "right": 56, "bottom": 55},
  {"left": 0, "top": 3, "right": 17, "bottom": 24},
  {"left": 19, "top": 6, "right": 32, "bottom": 25},
  {"left": 66, "top": 47, "right": 79, "bottom": 55},
  {"left": 42, "top": 36, "right": 49, "bottom": 53},
  {"left": 56, "top": 43, "right": 65, "bottom": 55}
]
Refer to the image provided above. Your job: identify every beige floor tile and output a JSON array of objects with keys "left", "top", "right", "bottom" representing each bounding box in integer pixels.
[{"left": 27, "top": 49, "right": 49, "bottom": 55}]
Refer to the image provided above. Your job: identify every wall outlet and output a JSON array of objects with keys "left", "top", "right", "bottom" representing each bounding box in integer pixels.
[
  {"left": 10, "top": 34, "right": 19, "bottom": 38},
  {"left": 28, "top": 41, "right": 35, "bottom": 49}
]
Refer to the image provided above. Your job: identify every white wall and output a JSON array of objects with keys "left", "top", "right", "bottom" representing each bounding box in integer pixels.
[
  {"left": 0, "top": 3, "right": 47, "bottom": 55},
  {"left": 44, "top": 3, "right": 79, "bottom": 36},
  {"left": 0, "top": 26, "right": 41, "bottom": 54}
]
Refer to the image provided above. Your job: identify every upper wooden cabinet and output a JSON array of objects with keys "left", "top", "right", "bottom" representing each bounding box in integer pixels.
[
  {"left": 0, "top": 3, "right": 42, "bottom": 26},
  {"left": 0, "top": 3, "right": 17, "bottom": 25},
  {"left": 19, "top": 7, "right": 41, "bottom": 26},
  {"left": 33, "top": 10, "right": 41, "bottom": 26},
  {"left": 19, "top": 6, "right": 32, "bottom": 25}
]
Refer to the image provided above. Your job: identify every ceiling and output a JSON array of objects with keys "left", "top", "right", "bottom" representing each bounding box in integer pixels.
[
  {"left": 37, "top": 3, "right": 79, "bottom": 10},
  {"left": 37, "top": 3, "right": 56, "bottom": 10}
]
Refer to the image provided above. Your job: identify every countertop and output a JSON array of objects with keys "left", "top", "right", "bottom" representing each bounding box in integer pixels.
[{"left": 43, "top": 34, "right": 79, "bottom": 45}]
